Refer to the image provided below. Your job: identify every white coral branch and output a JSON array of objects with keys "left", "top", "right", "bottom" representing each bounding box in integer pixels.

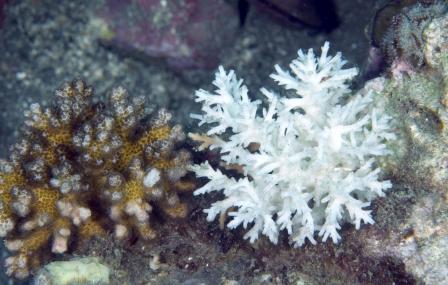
[{"left": 191, "top": 42, "right": 395, "bottom": 246}]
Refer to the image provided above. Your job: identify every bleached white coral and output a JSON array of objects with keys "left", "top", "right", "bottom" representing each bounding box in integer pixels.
[{"left": 190, "top": 42, "right": 396, "bottom": 247}]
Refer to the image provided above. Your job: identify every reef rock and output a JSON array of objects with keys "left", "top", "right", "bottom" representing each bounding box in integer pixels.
[{"left": 96, "top": 0, "right": 239, "bottom": 70}]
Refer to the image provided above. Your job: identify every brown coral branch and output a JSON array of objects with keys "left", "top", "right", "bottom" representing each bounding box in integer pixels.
[{"left": 0, "top": 79, "right": 194, "bottom": 279}]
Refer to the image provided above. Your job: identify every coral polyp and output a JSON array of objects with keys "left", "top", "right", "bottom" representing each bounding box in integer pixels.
[{"left": 0, "top": 80, "right": 193, "bottom": 279}]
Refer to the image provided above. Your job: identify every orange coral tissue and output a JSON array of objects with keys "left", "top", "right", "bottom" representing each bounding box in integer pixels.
[{"left": 0, "top": 80, "right": 193, "bottom": 279}]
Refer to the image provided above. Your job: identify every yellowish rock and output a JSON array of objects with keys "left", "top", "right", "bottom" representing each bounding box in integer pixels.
[{"left": 34, "top": 257, "right": 110, "bottom": 285}]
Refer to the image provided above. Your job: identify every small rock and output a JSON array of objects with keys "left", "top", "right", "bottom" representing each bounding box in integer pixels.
[
  {"left": 423, "top": 11, "right": 448, "bottom": 68},
  {"left": 33, "top": 257, "right": 110, "bottom": 285}
]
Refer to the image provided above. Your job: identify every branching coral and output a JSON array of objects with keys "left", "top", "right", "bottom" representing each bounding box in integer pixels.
[
  {"left": 0, "top": 80, "right": 193, "bottom": 279},
  {"left": 190, "top": 42, "right": 396, "bottom": 247}
]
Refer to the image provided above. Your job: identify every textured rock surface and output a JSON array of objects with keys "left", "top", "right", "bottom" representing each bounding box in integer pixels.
[
  {"left": 363, "top": 193, "right": 448, "bottom": 285},
  {"left": 423, "top": 11, "right": 448, "bottom": 69},
  {"left": 97, "top": 0, "right": 239, "bottom": 70},
  {"left": 370, "top": 12, "right": 448, "bottom": 284}
]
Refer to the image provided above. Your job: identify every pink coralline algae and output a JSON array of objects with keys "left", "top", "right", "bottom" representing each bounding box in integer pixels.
[{"left": 97, "top": 0, "right": 239, "bottom": 70}]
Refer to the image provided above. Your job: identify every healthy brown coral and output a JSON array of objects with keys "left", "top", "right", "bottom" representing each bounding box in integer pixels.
[{"left": 0, "top": 80, "right": 193, "bottom": 279}]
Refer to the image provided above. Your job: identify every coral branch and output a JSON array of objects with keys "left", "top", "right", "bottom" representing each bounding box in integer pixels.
[
  {"left": 0, "top": 80, "right": 193, "bottom": 279},
  {"left": 190, "top": 42, "right": 395, "bottom": 246}
]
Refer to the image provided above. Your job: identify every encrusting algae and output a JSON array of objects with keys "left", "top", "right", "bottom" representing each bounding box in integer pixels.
[{"left": 0, "top": 79, "right": 194, "bottom": 279}]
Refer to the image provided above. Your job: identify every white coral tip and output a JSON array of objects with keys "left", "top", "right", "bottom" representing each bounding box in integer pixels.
[{"left": 143, "top": 168, "right": 161, "bottom": 188}]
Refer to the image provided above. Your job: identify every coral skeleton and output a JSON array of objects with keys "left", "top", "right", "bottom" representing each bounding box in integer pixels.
[
  {"left": 0, "top": 80, "right": 193, "bottom": 279},
  {"left": 190, "top": 42, "right": 396, "bottom": 247}
]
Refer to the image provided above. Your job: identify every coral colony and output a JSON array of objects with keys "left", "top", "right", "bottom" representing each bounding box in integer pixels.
[
  {"left": 0, "top": 42, "right": 398, "bottom": 280},
  {"left": 0, "top": 80, "right": 193, "bottom": 279},
  {"left": 190, "top": 42, "right": 396, "bottom": 247}
]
